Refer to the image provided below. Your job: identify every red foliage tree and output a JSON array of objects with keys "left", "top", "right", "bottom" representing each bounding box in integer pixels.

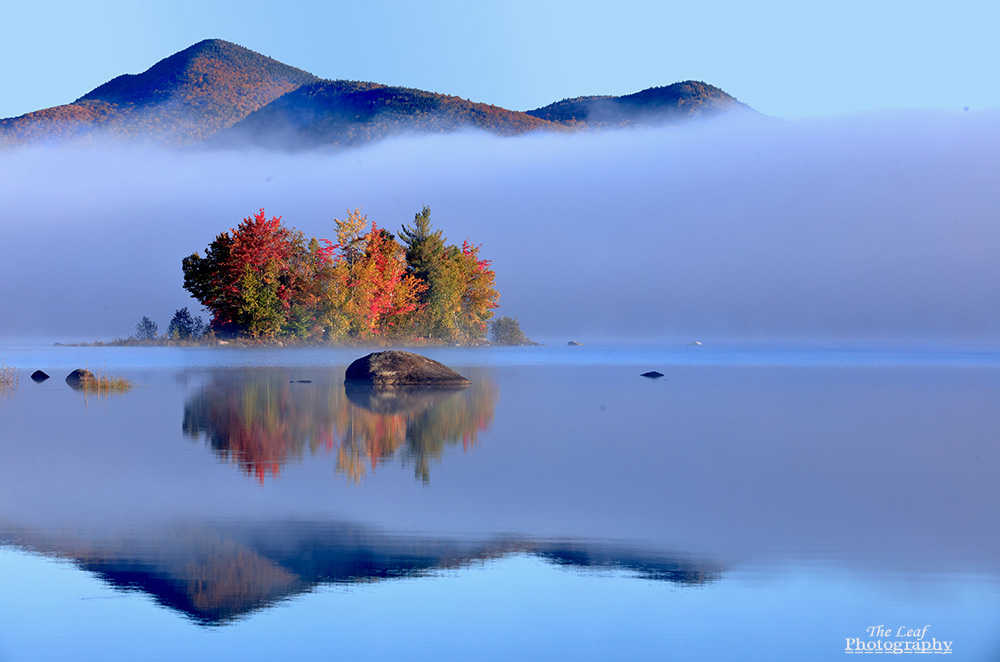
[{"left": 183, "top": 209, "right": 334, "bottom": 338}]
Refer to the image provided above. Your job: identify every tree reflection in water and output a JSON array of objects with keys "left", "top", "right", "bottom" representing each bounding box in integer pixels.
[{"left": 182, "top": 368, "right": 496, "bottom": 483}]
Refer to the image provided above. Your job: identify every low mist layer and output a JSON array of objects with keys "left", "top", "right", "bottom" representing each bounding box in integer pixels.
[{"left": 3, "top": 110, "right": 999, "bottom": 343}]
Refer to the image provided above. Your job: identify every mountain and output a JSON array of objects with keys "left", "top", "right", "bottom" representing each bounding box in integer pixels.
[
  {"left": 0, "top": 39, "right": 319, "bottom": 147},
  {"left": 0, "top": 40, "right": 756, "bottom": 151},
  {"left": 527, "top": 81, "right": 754, "bottom": 127},
  {"left": 211, "top": 79, "right": 564, "bottom": 150}
]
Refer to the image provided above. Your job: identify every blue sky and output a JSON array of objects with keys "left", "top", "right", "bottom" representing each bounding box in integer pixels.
[{"left": 1, "top": 0, "right": 997, "bottom": 120}]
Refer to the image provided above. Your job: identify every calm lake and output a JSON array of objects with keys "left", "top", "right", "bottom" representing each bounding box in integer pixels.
[{"left": 1, "top": 342, "right": 999, "bottom": 660}]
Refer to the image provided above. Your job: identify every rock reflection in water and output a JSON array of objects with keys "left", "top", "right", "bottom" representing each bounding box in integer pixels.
[
  {"left": 0, "top": 521, "right": 721, "bottom": 626},
  {"left": 181, "top": 368, "right": 496, "bottom": 483}
]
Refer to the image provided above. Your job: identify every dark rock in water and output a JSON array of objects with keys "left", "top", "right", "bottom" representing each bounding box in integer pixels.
[
  {"left": 65, "top": 369, "right": 96, "bottom": 389},
  {"left": 345, "top": 350, "right": 470, "bottom": 387},
  {"left": 640, "top": 371, "right": 665, "bottom": 379},
  {"left": 567, "top": 341, "right": 583, "bottom": 346},
  {"left": 30, "top": 370, "right": 50, "bottom": 382},
  {"left": 289, "top": 380, "right": 312, "bottom": 384}
]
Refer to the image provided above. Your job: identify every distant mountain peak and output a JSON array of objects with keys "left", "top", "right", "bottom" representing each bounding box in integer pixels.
[
  {"left": 0, "top": 38, "right": 319, "bottom": 147},
  {"left": 527, "top": 80, "right": 755, "bottom": 126},
  {"left": 0, "top": 42, "right": 758, "bottom": 151},
  {"left": 78, "top": 38, "right": 316, "bottom": 108}
]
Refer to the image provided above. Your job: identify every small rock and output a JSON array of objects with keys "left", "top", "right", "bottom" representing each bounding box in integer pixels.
[
  {"left": 687, "top": 341, "right": 702, "bottom": 346},
  {"left": 31, "top": 370, "right": 50, "bottom": 382},
  {"left": 65, "top": 369, "right": 96, "bottom": 389},
  {"left": 640, "top": 371, "right": 665, "bottom": 379},
  {"left": 567, "top": 341, "right": 583, "bottom": 346}
]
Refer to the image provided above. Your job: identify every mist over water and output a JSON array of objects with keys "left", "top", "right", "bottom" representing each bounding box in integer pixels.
[{"left": 3, "top": 110, "right": 999, "bottom": 343}]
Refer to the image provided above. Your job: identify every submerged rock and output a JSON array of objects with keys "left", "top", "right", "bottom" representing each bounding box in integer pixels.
[
  {"left": 640, "top": 371, "right": 665, "bottom": 379},
  {"left": 345, "top": 350, "right": 470, "bottom": 387},
  {"left": 567, "top": 341, "right": 583, "bottom": 346},
  {"left": 65, "top": 369, "right": 96, "bottom": 389},
  {"left": 30, "top": 370, "right": 50, "bottom": 382},
  {"left": 687, "top": 341, "right": 703, "bottom": 346}
]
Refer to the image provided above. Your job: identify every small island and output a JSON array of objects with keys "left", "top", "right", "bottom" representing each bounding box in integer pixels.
[
  {"left": 182, "top": 205, "right": 498, "bottom": 343},
  {"left": 101, "top": 206, "right": 533, "bottom": 348}
]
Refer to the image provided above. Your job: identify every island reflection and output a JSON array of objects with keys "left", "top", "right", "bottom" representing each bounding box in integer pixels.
[
  {"left": 1, "top": 521, "right": 721, "bottom": 626},
  {"left": 182, "top": 368, "right": 496, "bottom": 483}
]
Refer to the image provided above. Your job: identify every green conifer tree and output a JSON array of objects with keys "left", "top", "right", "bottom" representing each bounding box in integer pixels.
[{"left": 400, "top": 206, "right": 450, "bottom": 338}]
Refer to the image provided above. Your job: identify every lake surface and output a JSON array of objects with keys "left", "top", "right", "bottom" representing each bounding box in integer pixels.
[{"left": 1, "top": 342, "right": 999, "bottom": 660}]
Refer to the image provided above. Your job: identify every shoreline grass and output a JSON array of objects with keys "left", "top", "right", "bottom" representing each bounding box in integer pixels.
[
  {"left": 81, "top": 368, "right": 134, "bottom": 394},
  {"left": 0, "top": 360, "right": 18, "bottom": 392}
]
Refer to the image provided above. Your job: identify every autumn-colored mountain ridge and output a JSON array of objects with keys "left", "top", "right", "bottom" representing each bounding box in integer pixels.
[
  {"left": 0, "top": 39, "right": 319, "bottom": 147},
  {"left": 210, "top": 79, "right": 564, "bottom": 150},
  {"left": 0, "top": 39, "right": 756, "bottom": 151}
]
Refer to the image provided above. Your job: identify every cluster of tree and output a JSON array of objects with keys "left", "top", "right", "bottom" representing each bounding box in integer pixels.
[
  {"left": 134, "top": 308, "right": 207, "bottom": 341},
  {"left": 181, "top": 207, "right": 499, "bottom": 342}
]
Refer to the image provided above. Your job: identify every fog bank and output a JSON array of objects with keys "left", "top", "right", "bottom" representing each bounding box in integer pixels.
[{"left": 3, "top": 110, "right": 999, "bottom": 343}]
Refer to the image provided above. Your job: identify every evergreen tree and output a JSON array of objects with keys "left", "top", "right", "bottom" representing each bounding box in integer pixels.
[
  {"left": 167, "top": 307, "right": 204, "bottom": 339},
  {"left": 400, "top": 206, "right": 446, "bottom": 282},
  {"left": 134, "top": 316, "right": 158, "bottom": 341},
  {"left": 399, "top": 206, "right": 449, "bottom": 338}
]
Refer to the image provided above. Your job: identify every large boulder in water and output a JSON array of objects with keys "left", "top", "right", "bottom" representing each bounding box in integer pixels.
[
  {"left": 345, "top": 350, "right": 470, "bottom": 387},
  {"left": 65, "top": 369, "right": 96, "bottom": 389},
  {"left": 30, "top": 370, "right": 50, "bottom": 382}
]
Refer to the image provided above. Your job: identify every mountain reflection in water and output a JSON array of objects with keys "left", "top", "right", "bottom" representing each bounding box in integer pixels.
[
  {"left": 181, "top": 368, "right": 496, "bottom": 483},
  {"left": 0, "top": 521, "right": 720, "bottom": 626}
]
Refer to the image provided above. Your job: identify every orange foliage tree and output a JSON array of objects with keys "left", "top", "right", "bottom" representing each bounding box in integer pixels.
[{"left": 322, "top": 210, "right": 426, "bottom": 339}]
